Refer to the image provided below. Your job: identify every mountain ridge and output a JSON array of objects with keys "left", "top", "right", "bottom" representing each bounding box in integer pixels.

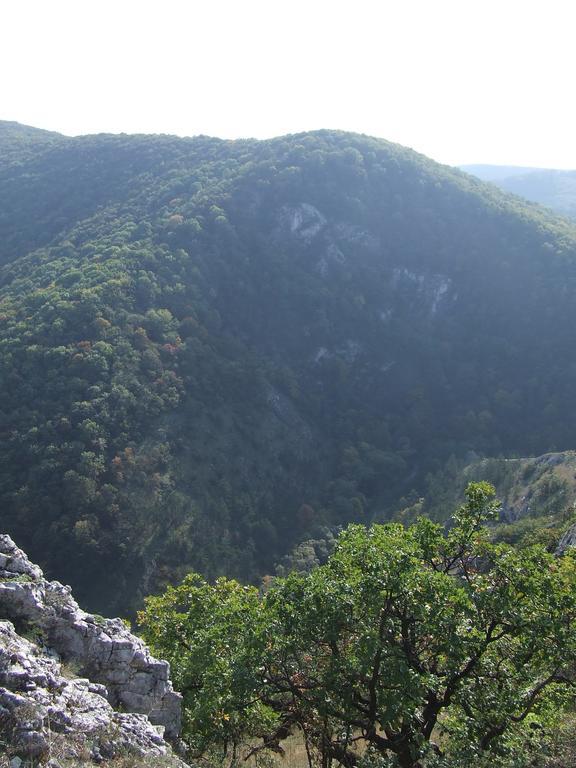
[{"left": 2, "top": 126, "right": 576, "bottom": 612}]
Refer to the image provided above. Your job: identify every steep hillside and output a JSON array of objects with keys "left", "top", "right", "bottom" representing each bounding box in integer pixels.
[
  {"left": 421, "top": 451, "right": 576, "bottom": 551},
  {"left": 2, "top": 123, "right": 576, "bottom": 613}
]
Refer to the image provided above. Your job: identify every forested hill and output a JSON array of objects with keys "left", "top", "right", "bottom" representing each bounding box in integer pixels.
[{"left": 2, "top": 122, "right": 576, "bottom": 614}]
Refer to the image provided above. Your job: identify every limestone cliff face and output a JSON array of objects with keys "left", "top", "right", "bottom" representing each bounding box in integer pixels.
[{"left": 0, "top": 535, "right": 184, "bottom": 765}]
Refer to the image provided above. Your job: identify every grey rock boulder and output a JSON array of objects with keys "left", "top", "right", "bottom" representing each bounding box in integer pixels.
[
  {"left": 0, "top": 620, "right": 183, "bottom": 764},
  {"left": 0, "top": 534, "right": 185, "bottom": 763}
]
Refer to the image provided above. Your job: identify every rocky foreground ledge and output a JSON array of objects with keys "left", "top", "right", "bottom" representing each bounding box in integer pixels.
[{"left": 0, "top": 535, "right": 186, "bottom": 766}]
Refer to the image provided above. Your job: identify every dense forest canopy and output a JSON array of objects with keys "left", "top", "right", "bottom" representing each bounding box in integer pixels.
[{"left": 2, "top": 122, "right": 576, "bottom": 613}]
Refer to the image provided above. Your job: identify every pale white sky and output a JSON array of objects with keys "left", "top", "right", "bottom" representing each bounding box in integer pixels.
[{"left": 2, "top": 0, "right": 575, "bottom": 168}]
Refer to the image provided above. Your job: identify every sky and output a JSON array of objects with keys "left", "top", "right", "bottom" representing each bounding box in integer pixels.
[{"left": 2, "top": 0, "right": 576, "bottom": 168}]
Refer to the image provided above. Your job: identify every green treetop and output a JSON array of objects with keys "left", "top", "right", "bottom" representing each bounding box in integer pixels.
[{"left": 140, "top": 483, "right": 576, "bottom": 768}]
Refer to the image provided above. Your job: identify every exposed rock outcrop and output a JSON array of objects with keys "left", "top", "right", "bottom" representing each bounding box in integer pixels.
[
  {"left": 556, "top": 523, "right": 576, "bottom": 556},
  {"left": 0, "top": 535, "right": 184, "bottom": 764},
  {"left": 280, "top": 202, "right": 327, "bottom": 242},
  {"left": 0, "top": 621, "right": 179, "bottom": 764}
]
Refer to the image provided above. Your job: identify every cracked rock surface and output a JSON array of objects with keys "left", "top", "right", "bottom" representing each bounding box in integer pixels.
[{"left": 0, "top": 535, "right": 185, "bottom": 764}]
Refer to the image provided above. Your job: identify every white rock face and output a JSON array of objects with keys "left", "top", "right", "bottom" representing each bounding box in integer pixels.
[
  {"left": 0, "top": 620, "right": 179, "bottom": 763},
  {"left": 280, "top": 203, "right": 327, "bottom": 242},
  {"left": 0, "top": 535, "right": 184, "bottom": 762}
]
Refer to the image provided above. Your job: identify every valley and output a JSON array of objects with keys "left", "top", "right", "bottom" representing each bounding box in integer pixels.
[{"left": 1, "top": 122, "right": 576, "bottom": 615}]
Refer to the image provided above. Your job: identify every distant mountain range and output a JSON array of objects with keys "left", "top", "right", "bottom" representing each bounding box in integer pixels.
[
  {"left": 2, "top": 122, "right": 576, "bottom": 613},
  {"left": 460, "top": 163, "right": 576, "bottom": 218}
]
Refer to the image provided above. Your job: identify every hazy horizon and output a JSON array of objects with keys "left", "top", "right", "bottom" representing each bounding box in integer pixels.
[{"left": 3, "top": 0, "right": 576, "bottom": 169}]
